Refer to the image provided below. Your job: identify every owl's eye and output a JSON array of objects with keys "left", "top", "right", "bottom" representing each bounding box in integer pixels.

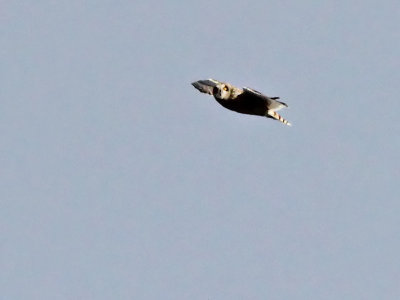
[{"left": 223, "top": 85, "right": 229, "bottom": 91}]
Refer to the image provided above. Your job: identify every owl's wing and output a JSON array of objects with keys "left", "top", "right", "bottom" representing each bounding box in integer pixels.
[
  {"left": 191, "top": 79, "right": 222, "bottom": 95},
  {"left": 243, "top": 87, "right": 288, "bottom": 111}
]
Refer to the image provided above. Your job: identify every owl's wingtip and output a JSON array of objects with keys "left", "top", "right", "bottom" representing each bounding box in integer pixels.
[{"left": 191, "top": 79, "right": 218, "bottom": 95}]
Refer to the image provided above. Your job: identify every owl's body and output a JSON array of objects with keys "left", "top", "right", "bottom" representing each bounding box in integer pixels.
[
  {"left": 192, "top": 79, "right": 291, "bottom": 126},
  {"left": 214, "top": 89, "right": 267, "bottom": 116}
]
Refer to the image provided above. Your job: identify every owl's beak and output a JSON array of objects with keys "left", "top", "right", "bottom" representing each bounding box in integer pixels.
[{"left": 191, "top": 79, "right": 219, "bottom": 95}]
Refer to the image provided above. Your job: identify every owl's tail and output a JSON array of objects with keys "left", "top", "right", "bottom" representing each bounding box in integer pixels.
[{"left": 267, "top": 110, "right": 292, "bottom": 126}]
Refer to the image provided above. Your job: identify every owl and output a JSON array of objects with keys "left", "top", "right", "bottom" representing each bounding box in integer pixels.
[{"left": 192, "top": 79, "right": 291, "bottom": 126}]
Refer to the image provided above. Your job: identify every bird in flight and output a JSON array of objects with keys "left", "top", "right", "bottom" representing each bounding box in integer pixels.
[{"left": 192, "top": 79, "right": 291, "bottom": 126}]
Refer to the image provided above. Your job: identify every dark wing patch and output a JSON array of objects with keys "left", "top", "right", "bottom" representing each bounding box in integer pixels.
[{"left": 243, "top": 87, "right": 288, "bottom": 111}]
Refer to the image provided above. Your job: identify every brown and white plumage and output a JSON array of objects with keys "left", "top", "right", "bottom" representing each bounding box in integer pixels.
[{"left": 192, "top": 79, "right": 291, "bottom": 126}]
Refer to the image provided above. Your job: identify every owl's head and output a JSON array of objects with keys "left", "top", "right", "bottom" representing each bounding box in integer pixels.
[{"left": 213, "top": 83, "right": 233, "bottom": 100}]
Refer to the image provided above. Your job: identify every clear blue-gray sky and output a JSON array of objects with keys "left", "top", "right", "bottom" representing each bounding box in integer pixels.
[{"left": 1, "top": 1, "right": 400, "bottom": 299}]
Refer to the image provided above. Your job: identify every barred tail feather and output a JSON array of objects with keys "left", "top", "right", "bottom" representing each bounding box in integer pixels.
[{"left": 267, "top": 110, "right": 292, "bottom": 126}]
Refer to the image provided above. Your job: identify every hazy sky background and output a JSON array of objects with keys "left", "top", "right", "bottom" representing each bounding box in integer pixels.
[{"left": 1, "top": 1, "right": 399, "bottom": 299}]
